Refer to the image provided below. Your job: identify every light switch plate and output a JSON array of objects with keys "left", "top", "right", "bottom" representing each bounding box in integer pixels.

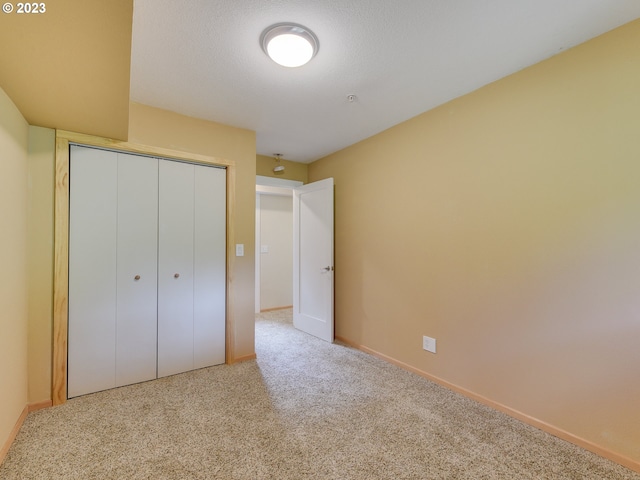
[
  {"left": 261, "top": 245, "right": 269, "bottom": 253},
  {"left": 236, "top": 244, "right": 244, "bottom": 256}
]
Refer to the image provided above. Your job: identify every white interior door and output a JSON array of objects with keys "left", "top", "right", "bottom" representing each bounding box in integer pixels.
[
  {"left": 158, "top": 160, "right": 195, "bottom": 377},
  {"left": 69, "top": 147, "right": 227, "bottom": 395},
  {"left": 68, "top": 146, "right": 118, "bottom": 397},
  {"left": 115, "top": 153, "right": 158, "bottom": 387},
  {"left": 293, "top": 178, "right": 334, "bottom": 342},
  {"left": 193, "top": 165, "right": 226, "bottom": 368}
]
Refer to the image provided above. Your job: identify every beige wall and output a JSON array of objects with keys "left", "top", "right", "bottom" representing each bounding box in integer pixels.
[
  {"left": 259, "top": 195, "right": 293, "bottom": 310},
  {"left": 256, "top": 154, "right": 308, "bottom": 183},
  {"left": 27, "top": 126, "right": 55, "bottom": 404},
  {"left": 0, "top": 0, "right": 132, "bottom": 140},
  {"left": 129, "top": 102, "right": 257, "bottom": 359},
  {"left": 309, "top": 20, "right": 640, "bottom": 467},
  {"left": 0, "top": 87, "right": 29, "bottom": 456},
  {"left": 18, "top": 102, "right": 257, "bottom": 409}
]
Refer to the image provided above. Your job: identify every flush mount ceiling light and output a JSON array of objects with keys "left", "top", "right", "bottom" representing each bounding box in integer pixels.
[{"left": 261, "top": 23, "right": 319, "bottom": 67}]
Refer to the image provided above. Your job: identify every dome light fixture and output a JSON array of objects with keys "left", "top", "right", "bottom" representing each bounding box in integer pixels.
[
  {"left": 273, "top": 153, "right": 285, "bottom": 173},
  {"left": 261, "top": 23, "right": 319, "bottom": 68}
]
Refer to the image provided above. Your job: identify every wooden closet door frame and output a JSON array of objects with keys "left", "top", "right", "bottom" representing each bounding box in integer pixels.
[{"left": 53, "top": 130, "right": 237, "bottom": 405}]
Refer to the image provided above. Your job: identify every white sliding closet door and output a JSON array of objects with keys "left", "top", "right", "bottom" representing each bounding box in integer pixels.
[
  {"left": 194, "top": 166, "right": 227, "bottom": 368},
  {"left": 68, "top": 146, "right": 118, "bottom": 398},
  {"left": 116, "top": 154, "right": 158, "bottom": 387},
  {"left": 158, "top": 160, "right": 196, "bottom": 377}
]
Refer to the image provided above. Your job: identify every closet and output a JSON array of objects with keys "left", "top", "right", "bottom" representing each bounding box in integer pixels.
[{"left": 68, "top": 145, "right": 226, "bottom": 398}]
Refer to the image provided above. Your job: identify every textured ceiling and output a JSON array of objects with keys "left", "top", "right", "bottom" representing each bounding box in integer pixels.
[{"left": 130, "top": 0, "right": 640, "bottom": 163}]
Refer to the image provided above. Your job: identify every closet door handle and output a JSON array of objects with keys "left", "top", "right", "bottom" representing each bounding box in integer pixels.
[
  {"left": 134, "top": 275, "right": 141, "bottom": 281},
  {"left": 174, "top": 273, "right": 180, "bottom": 279}
]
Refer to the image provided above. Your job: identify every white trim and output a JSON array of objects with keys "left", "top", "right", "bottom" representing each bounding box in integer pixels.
[
  {"left": 255, "top": 193, "right": 261, "bottom": 313},
  {"left": 256, "top": 175, "right": 303, "bottom": 188},
  {"left": 257, "top": 185, "right": 294, "bottom": 196}
]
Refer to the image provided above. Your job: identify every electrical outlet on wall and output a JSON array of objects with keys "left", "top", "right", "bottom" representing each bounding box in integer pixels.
[{"left": 423, "top": 335, "right": 436, "bottom": 354}]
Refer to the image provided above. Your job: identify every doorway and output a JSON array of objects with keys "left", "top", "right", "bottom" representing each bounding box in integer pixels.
[{"left": 255, "top": 176, "right": 303, "bottom": 313}]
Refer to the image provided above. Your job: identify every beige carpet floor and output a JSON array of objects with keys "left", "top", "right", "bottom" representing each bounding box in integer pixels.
[{"left": 1, "top": 308, "right": 638, "bottom": 479}]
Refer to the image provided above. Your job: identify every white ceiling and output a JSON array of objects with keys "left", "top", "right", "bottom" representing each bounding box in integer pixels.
[{"left": 130, "top": 0, "right": 640, "bottom": 163}]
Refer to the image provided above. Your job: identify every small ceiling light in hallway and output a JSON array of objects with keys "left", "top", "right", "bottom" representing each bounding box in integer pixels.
[
  {"left": 273, "top": 153, "right": 285, "bottom": 173},
  {"left": 261, "top": 23, "right": 319, "bottom": 67}
]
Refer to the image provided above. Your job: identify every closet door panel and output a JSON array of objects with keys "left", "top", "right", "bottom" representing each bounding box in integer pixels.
[
  {"left": 193, "top": 166, "right": 227, "bottom": 368},
  {"left": 116, "top": 154, "right": 159, "bottom": 387},
  {"left": 68, "top": 146, "right": 118, "bottom": 397},
  {"left": 158, "top": 160, "right": 195, "bottom": 377}
]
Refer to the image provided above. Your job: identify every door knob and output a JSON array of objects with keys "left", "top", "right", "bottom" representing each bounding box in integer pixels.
[
  {"left": 321, "top": 266, "right": 334, "bottom": 272},
  {"left": 134, "top": 275, "right": 141, "bottom": 280},
  {"left": 174, "top": 273, "right": 180, "bottom": 278}
]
